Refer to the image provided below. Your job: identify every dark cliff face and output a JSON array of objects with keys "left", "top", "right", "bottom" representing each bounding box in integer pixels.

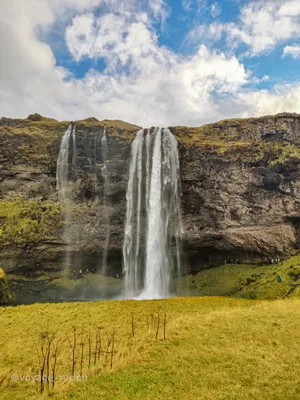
[
  {"left": 0, "top": 113, "right": 300, "bottom": 279},
  {"left": 174, "top": 114, "right": 300, "bottom": 271}
]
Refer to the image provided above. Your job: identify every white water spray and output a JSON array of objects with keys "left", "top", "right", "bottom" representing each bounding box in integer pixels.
[
  {"left": 123, "top": 128, "right": 182, "bottom": 299},
  {"left": 101, "top": 127, "right": 111, "bottom": 274},
  {"left": 56, "top": 124, "right": 77, "bottom": 267},
  {"left": 56, "top": 124, "right": 76, "bottom": 202}
]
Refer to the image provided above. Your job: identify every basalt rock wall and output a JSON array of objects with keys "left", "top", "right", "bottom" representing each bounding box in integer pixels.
[{"left": 0, "top": 113, "right": 300, "bottom": 276}]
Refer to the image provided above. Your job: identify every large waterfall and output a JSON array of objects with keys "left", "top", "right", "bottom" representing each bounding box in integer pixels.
[{"left": 123, "top": 127, "right": 182, "bottom": 299}]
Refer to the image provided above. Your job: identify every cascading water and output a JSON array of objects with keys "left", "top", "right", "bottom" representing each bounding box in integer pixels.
[
  {"left": 56, "top": 124, "right": 112, "bottom": 273},
  {"left": 56, "top": 124, "right": 76, "bottom": 202},
  {"left": 101, "top": 127, "right": 110, "bottom": 274},
  {"left": 123, "top": 127, "right": 182, "bottom": 299},
  {"left": 56, "top": 124, "right": 77, "bottom": 267}
]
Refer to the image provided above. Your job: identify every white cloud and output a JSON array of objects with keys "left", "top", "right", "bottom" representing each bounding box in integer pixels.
[
  {"left": 64, "top": 12, "right": 248, "bottom": 125},
  {"left": 251, "top": 75, "right": 270, "bottom": 84},
  {"left": 184, "top": 22, "right": 224, "bottom": 45},
  {"left": 196, "top": 0, "right": 208, "bottom": 12},
  {"left": 182, "top": 0, "right": 207, "bottom": 13},
  {"left": 210, "top": 2, "right": 221, "bottom": 18},
  {"left": 238, "top": 82, "right": 300, "bottom": 117},
  {"left": 278, "top": 1, "right": 300, "bottom": 17},
  {"left": 0, "top": 0, "right": 300, "bottom": 128},
  {"left": 148, "top": 0, "right": 170, "bottom": 26},
  {"left": 282, "top": 44, "right": 300, "bottom": 58},
  {"left": 182, "top": 0, "right": 192, "bottom": 11},
  {"left": 186, "top": 0, "right": 300, "bottom": 56},
  {"left": 228, "top": 0, "right": 300, "bottom": 55}
]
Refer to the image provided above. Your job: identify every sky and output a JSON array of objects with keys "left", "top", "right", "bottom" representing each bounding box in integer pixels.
[{"left": 0, "top": 0, "right": 300, "bottom": 127}]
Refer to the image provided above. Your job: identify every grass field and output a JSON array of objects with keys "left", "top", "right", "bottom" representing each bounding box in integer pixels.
[{"left": 1, "top": 297, "right": 300, "bottom": 400}]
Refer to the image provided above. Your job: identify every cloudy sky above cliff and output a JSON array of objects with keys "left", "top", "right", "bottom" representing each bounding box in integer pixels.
[{"left": 0, "top": 0, "right": 300, "bottom": 127}]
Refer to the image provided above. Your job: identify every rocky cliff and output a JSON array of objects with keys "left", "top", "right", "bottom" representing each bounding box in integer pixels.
[{"left": 0, "top": 113, "right": 300, "bottom": 291}]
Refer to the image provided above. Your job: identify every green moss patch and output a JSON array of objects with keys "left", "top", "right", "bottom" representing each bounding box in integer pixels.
[{"left": 0, "top": 199, "right": 62, "bottom": 245}]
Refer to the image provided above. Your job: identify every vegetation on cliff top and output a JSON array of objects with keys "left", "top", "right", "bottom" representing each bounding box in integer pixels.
[
  {"left": 0, "top": 115, "right": 68, "bottom": 168},
  {"left": 0, "top": 199, "right": 62, "bottom": 245},
  {"left": 77, "top": 117, "right": 140, "bottom": 133},
  {"left": 1, "top": 112, "right": 299, "bottom": 167},
  {"left": 173, "top": 113, "right": 300, "bottom": 166},
  {"left": 1, "top": 297, "right": 300, "bottom": 399},
  {"left": 0, "top": 114, "right": 140, "bottom": 169}
]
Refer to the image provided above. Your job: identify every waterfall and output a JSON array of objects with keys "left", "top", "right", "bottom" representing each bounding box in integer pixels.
[
  {"left": 123, "top": 127, "right": 182, "bottom": 299},
  {"left": 101, "top": 127, "right": 110, "bottom": 275},
  {"left": 56, "top": 124, "right": 76, "bottom": 202},
  {"left": 56, "top": 123, "right": 77, "bottom": 268}
]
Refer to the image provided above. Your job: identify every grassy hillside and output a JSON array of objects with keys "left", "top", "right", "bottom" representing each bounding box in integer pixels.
[
  {"left": 1, "top": 297, "right": 300, "bottom": 399},
  {"left": 177, "top": 255, "right": 300, "bottom": 300}
]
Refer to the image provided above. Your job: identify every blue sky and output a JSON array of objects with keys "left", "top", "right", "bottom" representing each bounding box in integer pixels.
[{"left": 1, "top": 0, "right": 300, "bottom": 127}]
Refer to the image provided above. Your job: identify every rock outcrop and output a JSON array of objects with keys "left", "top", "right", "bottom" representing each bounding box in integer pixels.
[{"left": 0, "top": 113, "right": 300, "bottom": 283}]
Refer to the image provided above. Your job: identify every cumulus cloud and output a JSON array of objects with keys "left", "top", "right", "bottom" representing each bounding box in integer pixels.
[
  {"left": 228, "top": 0, "right": 300, "bottom": 55},
  {"left": 64, "top": 11, "right": 248, "bottom": 125},
  {"left": 186, "top": 0, "right": 300, "bottom": 56},
  {"left": 282, "top": 44, "right": 300, "bottom": 58},
  {"left": 238, "top": 82, "right": 300, "bottom": 116},
  {"left": 0, "top": 0, "right": 300, "bottom": 127}
]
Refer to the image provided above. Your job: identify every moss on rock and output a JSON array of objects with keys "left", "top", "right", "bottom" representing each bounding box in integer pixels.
[
  {"left": 0, "top": 199, "right": 62, "bottom": 245},
  {"left": 173, "top": 113, "right": 300, "bottom": 166},
  {"left": 0, "top": 268, "right": 11, "bottom": 304}
]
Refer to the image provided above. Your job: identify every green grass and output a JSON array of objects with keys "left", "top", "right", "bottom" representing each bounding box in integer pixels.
[
  {"left": 177, "top": 255, "right": 300, "bottom": 300},
  {"left": 1, "top": 297, "right": 300, "bottom": 399}
]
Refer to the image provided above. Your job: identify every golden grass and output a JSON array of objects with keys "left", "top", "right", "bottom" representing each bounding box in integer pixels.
[
  {"left": 0, "top": 269, "right": 10, "bottom": 305},
  {"left": 0, "top": 268, "right": 6, "bottom": 280},
  {"left": 1, "top": 297, "right": 300, "bottom": 399}
]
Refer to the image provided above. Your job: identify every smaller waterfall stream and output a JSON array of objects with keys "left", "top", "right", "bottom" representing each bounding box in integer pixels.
[
  {"left": 123, "top": 127, "right": 182, "bottom": 299},
  {"left": 56, "top": 124, "right": 77, "bottom": 267},
  {"left": 101, "top": 127, "right": 111, "bottom": 275},
  {"left": 56, "top": 124, "right": 112, "bottom": 273},
  {"left": 56, "top": 124, "right": 77, "bottom": 202}
]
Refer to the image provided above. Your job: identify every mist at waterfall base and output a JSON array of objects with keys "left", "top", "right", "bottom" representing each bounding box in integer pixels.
[{"left": 56, "top": 125, "right": 183, "bottom": 301}]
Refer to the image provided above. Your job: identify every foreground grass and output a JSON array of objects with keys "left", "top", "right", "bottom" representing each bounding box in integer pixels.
[{"left": 1, "top": 297, "right": 300, "bottom": 399}]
